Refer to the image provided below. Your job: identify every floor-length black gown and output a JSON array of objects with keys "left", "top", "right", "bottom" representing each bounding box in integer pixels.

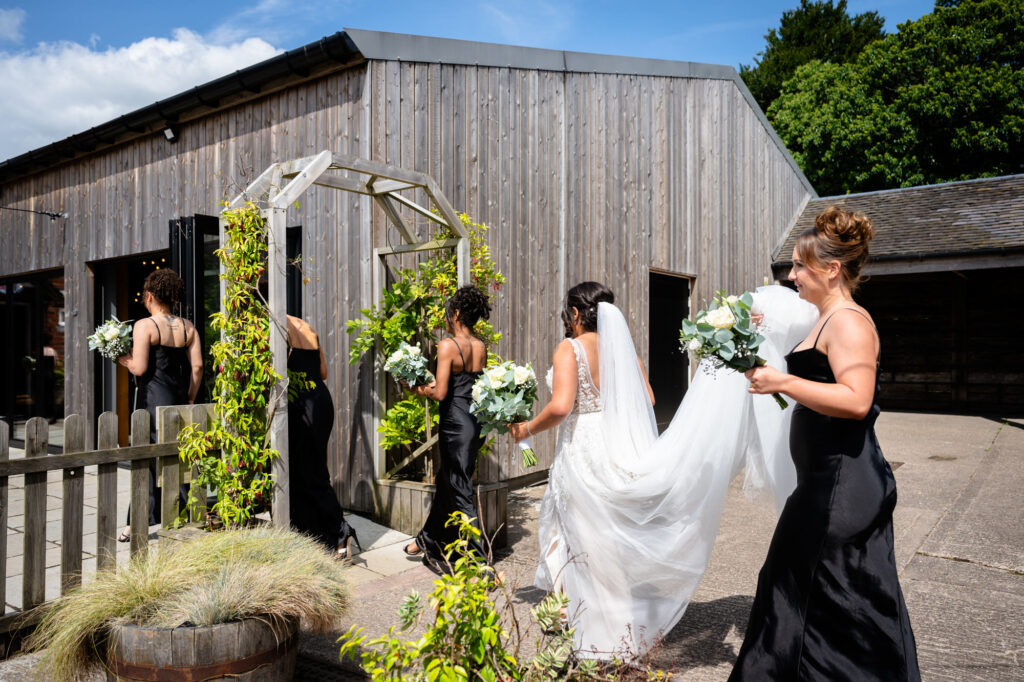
[
  {"left": 130, "top": 319, "right": 191, "bottom": 526},
  {"left": 730, "top": 312, "right": 920, "bottom": 681},
  {"left": 416, "top": 340, "right": 485, "bottom": 568},
  {"left": 287, "top": 347, "right": 353, "bottom": 549}
]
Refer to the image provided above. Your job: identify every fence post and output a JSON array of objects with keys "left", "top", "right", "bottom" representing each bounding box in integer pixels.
[
  {"left": 96, "top": 412, "right": 119, "bottom": 572},
  {"left": 158, "top": 407, "right": 183, "bottom": 528},
  {"left": 60, "top": 414, "right": 86, "bottom": 594},
  {"left": 130, "top": 410, "right": 151, "bottom": 557},
  {"left": 22, "top": 417, "right": 48, "bottom": 609},
  {"left": 187, "top": 405, "right": 209, "bottom": 524},
  {"left": 0, "top": 421, "right": 8, "bottom": 614}
]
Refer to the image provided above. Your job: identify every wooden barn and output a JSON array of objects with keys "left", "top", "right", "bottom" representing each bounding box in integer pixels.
[
  {"left": 0, "top": 29, "right": 814, "bottom": 533},
  {"left": 773, "top": 174, "right": 1024, "bottom": 415}
]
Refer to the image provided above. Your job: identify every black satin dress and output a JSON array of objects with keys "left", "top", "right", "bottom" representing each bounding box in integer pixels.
[
  {"left": 417, "top": 340, "right": 485, "bottom": 568},
  {"left": 130, "top": 319, "right": 191, "bottom": 526},
  {"left": 287, "top": 347, "right": 353, "bottom": 549},
  {"left": 730, "top": 312, "right": 920, "bottom": 681}
]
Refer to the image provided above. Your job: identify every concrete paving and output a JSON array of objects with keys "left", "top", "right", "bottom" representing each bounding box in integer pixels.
[{"left": 1, "top": 412, "right": 1022, "bottom": 680}]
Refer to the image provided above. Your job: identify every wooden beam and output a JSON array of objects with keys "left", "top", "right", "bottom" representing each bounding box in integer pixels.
[
  {"left": 278, "top": 153, "right": 331, "bottom": 178},
  {"left": 330, "top": 153, "right": 430, "bottom": 187},
  {"left": 270, "top": 150, "right": 333, "bottom": 209},
  {"left": 370, "top": 179, "right": 418, "bottom": 195},
  {"left": 388, "top": 192, "right": 450, "bottom": 227},
  {"left": 424, "top": 177, "right": 467, "bottom": 238},
  {"left": 375, "top": 237, "right": 461, "bottom": 257},
  {"left": 373, "top": 194, "right": 417, "bottom": 243},
  {"left": 227, "top": 163, "right": 277, "bottom": 209},
  {"left": 266, "top": 204, "right": 290, "bottom": 528},
  {"left": 312, "top": 173, "right": 374, "bottom": 196},
  {"left": 385, "top": 434, "right": 440, "bottom": 480}
]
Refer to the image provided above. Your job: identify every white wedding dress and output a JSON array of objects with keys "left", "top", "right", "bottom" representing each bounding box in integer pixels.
[{"left": 534, "top": 286, "right": 819, "bottom": 657}]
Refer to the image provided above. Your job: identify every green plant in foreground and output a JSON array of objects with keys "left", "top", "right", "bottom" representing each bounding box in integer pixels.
[
  {"left": 27, "top": 527, "right": 349, "bottom": 682},
  {"left": 340, "top": 512, "right": 518, "bottom": 681},
  {"left": 178, "top": 201, "right": 280, "bottom": 527}
]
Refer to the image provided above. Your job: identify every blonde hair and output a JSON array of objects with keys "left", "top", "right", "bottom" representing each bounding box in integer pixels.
[{"left": 795, "top": 206, "right": 875, "bottom": 292}]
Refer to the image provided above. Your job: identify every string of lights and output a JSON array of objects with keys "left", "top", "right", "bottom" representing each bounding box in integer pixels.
[{"left": 0, "top": 206, "right": 68, "bottom": 221}]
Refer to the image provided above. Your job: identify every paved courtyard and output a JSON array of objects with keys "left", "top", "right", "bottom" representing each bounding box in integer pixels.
[{"left": 1, "top": 412, "right": 1021, "bottom": 680}]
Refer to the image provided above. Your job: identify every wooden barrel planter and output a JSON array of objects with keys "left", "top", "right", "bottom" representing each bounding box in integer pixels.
[{"left": 104, "top": 617, "right": 298, "bottom": 681}]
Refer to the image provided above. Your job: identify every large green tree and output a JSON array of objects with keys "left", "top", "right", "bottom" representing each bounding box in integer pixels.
[
  {"left": 740, "top": 0, "right": 885, "bottom": 113},
  {"left": 770, "top": 0, "right": 1024, "bottom": 195}
]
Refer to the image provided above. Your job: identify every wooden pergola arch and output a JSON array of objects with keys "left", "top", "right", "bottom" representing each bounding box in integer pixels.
[{"left": 225, "top": 150, "right": 469, "bottom": 527}]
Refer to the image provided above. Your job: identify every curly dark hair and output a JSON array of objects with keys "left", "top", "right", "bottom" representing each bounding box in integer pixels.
[
  {"left": 561, "top": 281, "right": 614, "bottom": 337},
  {"left": 445, "top": 285, "right": 491, "bottom": 329},
  {"left": 143, "top": 268, "right": 185, "bottom": 308}
]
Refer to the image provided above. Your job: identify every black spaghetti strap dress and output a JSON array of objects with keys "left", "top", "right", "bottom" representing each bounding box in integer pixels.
[
  {"left": 416, "top": 339, "right": 485, "bottom": 567},
  {"left": 730, "top": 310, "right": 920, "bottom": 681},
  {"left": 287, "top": 346, "right": 354, "bottom": 549},
  {"left": 129, "top": 318, "right": 191, "bottom": 526}
]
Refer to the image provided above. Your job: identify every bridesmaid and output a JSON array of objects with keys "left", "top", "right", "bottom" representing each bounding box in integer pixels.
[
  {"left": 117, "top": 269, "right": 203, "bottom": 540},
  {"left": 402, "top": 285, "right": 491, "bottom": 570},
  {"left": 737, "top": 206, "right": 919, "bottom": 680},
  {"left": 286, "top": 315, "right": 360, "bottom": 559}
]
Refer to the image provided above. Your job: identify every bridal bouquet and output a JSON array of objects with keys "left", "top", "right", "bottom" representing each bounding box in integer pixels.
[
  {"left": 88, "top": 317, "right": 132, "bottom": 362},
  {"left": 384, "top": 341, "right": 435, "bottom": 387},
  {"left": 680, "top": 291, "right": 788, "bottom": 409},
  {"left": 470, "top": 361, "right": 539, "bottom": 467}
]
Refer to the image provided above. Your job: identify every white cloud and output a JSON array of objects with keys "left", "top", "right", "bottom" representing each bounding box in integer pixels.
[
  {"left": 0, "top": 7, "right": 26, "bottom": 43},
  {"left": 0, "top": 28, "right": 280, "bottom": 161}
]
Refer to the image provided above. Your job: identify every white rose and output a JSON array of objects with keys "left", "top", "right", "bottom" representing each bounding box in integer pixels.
[
  {"left": 406, "top": 345, "right": 420, "bottom": 356},
  {"left": 724, "top": 295, "right": 739, "bottom": 306},
  {"left": 472, "top": 383, "right": 483, "bottom": 402},
  {"left": 687, "top": 338, "right": 702, "bottom": 353},
  {"left": 705, "top": 306, "right": 736, "bottom": 329},
  {"left": 513, "top": 365, "right": 532, "bottom": 385},
  {"left": 103, "top": 327, "right": 120, "bottom": 341}
]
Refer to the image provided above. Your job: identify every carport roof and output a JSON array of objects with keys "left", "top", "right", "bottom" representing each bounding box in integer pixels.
[{"left": 772, "top": 174, "right": 1024, "bottom": 275}]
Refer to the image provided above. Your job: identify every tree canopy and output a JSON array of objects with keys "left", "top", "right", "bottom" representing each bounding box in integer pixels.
[
  {"left": 769, "top": 0, "right": 1024, "bottom": 195},
  {"left": 740, "top": 0, "right": 885, "bottom": 113}
]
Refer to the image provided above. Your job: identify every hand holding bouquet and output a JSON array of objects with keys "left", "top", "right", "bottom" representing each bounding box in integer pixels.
[
  {"left": 384, "top": 341, "right": 435, "bottom": 387},
  {"left": 88, "top": 317, "right": 132, "bottom": 362},
  {"left": 470, "top": 361, "right": 539, "bottom": 467},
  {"left": 680, "top": 291, "right": 788, "bottom": 409}
]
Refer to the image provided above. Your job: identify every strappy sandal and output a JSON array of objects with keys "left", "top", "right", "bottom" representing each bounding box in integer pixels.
[
  {"left": 403, "top": 539, "right": 423, "bottom": 557},
  {"left": 117, "top": 530, "right": 131, "bottom": 543}
]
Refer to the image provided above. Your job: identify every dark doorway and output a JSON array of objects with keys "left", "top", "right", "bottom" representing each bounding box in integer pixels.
[
  {"left": 649, "top": 272, "right": 691, "bottom": 432},
  {"left": 0, "top": 270, "right": 66, "bottom": 437},
  {"left": 168, "top": 215, "right": 303, "bottom": 402}
]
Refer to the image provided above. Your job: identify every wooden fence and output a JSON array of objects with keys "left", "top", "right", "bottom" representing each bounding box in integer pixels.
[{"left": 0, "top": 405, "right": 210, "bottom": 634}]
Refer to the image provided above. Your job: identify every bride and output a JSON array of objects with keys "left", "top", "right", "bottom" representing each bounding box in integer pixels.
[{"left": 509, "top": 280, "right": 817, "bottom": 657}]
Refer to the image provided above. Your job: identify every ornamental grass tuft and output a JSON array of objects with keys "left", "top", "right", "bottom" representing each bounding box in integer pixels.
[{"left": 27, "top": 526, "right": 349, "bottom": 681}]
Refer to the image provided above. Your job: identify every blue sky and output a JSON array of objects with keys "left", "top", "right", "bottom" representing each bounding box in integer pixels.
[{"left": 0, "top": 0, "right": 936, "bottom": 162}]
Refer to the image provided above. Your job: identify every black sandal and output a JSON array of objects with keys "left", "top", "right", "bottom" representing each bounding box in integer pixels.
[
  {"left": 117, "top": 530, "right": 131, "bottom": 543},
  {"left": 403, "top": 539, "right": 423, "bottom": 556}
]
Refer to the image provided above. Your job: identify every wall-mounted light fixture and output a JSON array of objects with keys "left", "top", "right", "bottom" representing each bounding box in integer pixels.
[{"left": 163, "top": 125, "right": 179, "bottom": 143}]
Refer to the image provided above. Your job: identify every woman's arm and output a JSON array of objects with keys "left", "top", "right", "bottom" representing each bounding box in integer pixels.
[
  {"left": 185, "top": 323, "right": 203, "bottom": 403},
  {"left": 409, "top": 339, "right": 455, "bottom": 402},
  {"left": 509, "top": 339, "right": 578, "bottom": 442},
  {"left": 638, "top": 356, "right": 655, "bottom": 406},
  {"left": 117, "top": 318, "right": 154, "bottom": 376},
  {"left": 746, "top": 312, "right": 878, "bottom": 419}
]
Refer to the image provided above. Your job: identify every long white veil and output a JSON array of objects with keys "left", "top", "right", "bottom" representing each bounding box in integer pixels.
[{"left": 569, "top": 286, "right": 817, "bottom": 654}]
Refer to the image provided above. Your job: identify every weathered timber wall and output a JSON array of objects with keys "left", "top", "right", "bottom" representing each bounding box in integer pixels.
[{"left": 0, "top": 57, "right": 811, "bottom": 510}]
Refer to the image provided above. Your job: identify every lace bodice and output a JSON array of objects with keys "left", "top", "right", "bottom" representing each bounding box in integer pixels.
[{"left": 568, "top": 338, "right": 601, "bottom": 414}]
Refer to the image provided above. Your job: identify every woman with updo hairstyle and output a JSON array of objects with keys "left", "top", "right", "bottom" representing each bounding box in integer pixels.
[
  {"left": 403, "top": 285, "right": 492, "bottom": 569},
  {"left": 117, "top": 268, "right": 203, "bottom": 541},
  {"left": 734, "top": 207, "right": 920, "bottom": 680}
]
